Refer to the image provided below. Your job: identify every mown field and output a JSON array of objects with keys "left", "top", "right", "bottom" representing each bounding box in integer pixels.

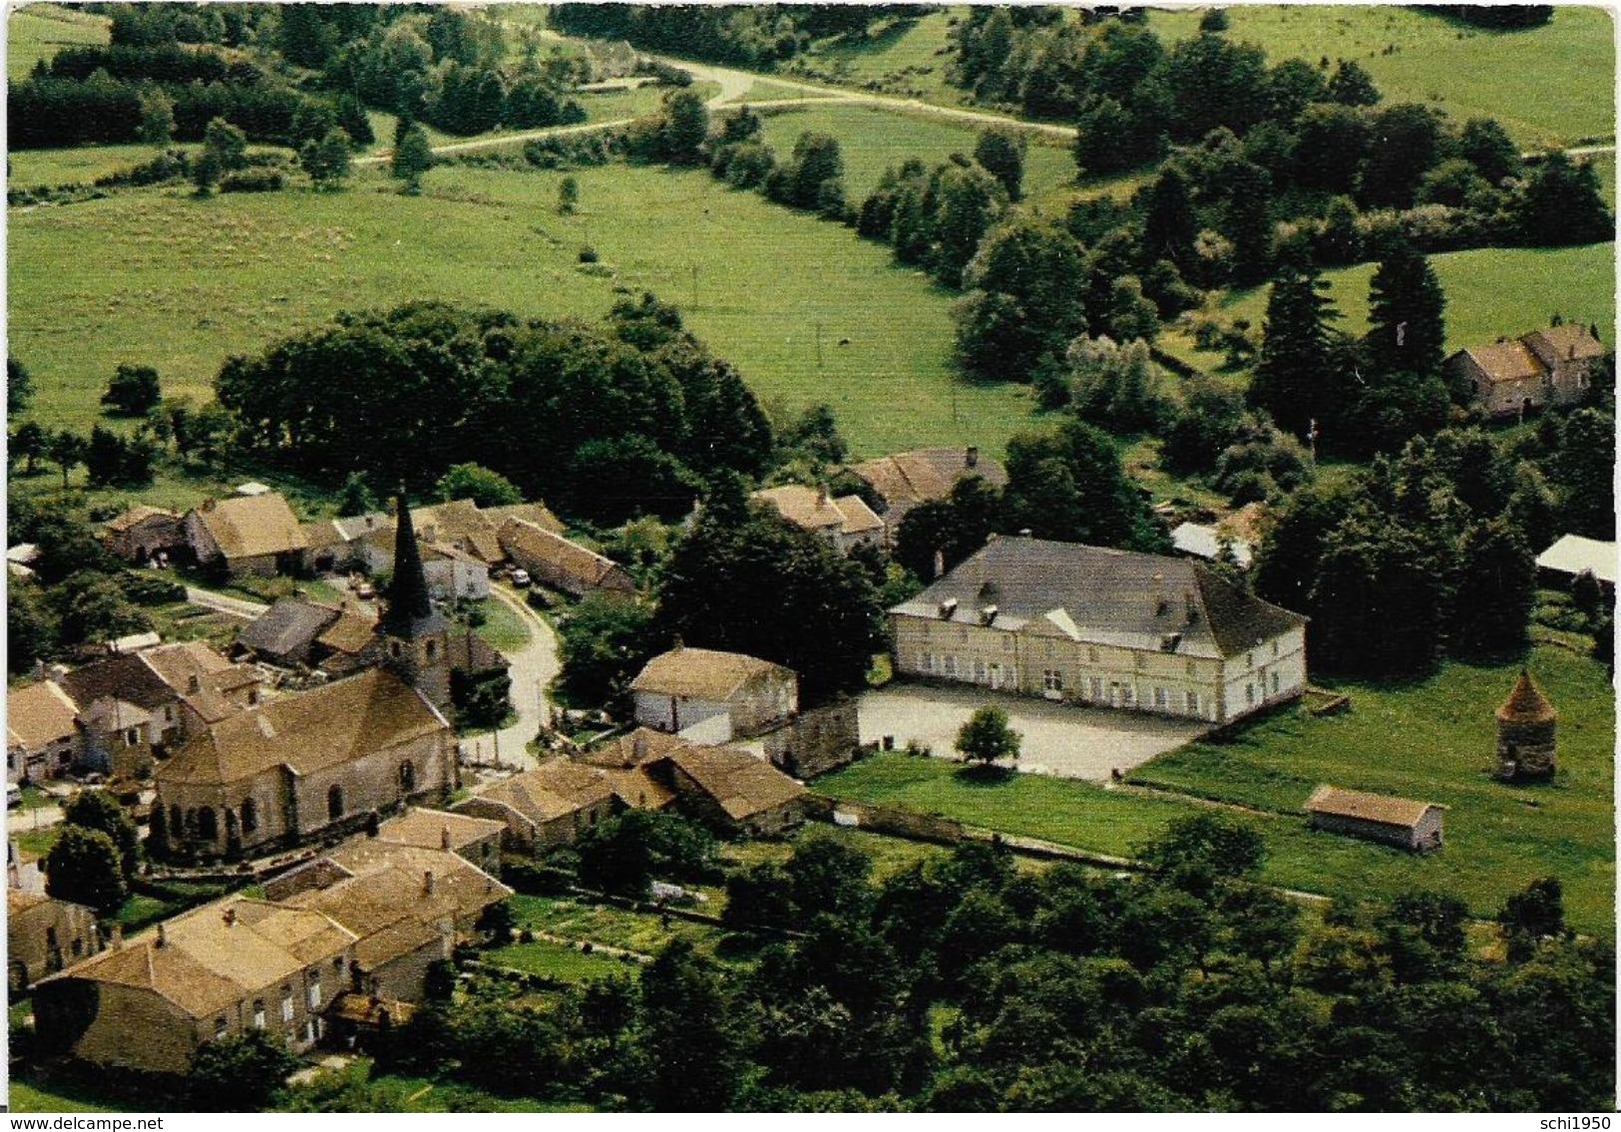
[
  {"left": 1148, "top": 5, "right": 1615, "bottom": 149},
  {"left": 7, "top": 2, "right": 108, "bottom": 79},
  {"left": 820, "top": 646, "right": 1616, "bottom": 935},
  {"left": 757, "top": 100, "right": 1077, "bottom": 203},
  {"left": 786, "top": 8, "right": 967, "bottom": 108},
  {"left": 8, "top": 161, "right": 1037, "bottom": 458},
  {"left": 1160, "top": 241, "right": 1618, "bottom": 371}
]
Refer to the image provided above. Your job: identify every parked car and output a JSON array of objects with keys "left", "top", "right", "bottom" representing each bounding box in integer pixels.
[
  {"left": 355, "top": 581, "right": 376, "bottom": 600},
  {"left": 6, "top": 785, "right": 21, "bottom": 809},
  {"left": 509, "top": 569, "right": 531, "bottom": 588}
]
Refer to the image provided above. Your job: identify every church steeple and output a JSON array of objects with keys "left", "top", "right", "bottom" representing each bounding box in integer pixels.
[{"left": 383, "top": 493, "right": 446, "bottom": 638}]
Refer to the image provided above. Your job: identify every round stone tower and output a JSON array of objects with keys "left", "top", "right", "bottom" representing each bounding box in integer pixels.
[{"left": 1495, "top": 669, "right": 1557, "bottom": 781}]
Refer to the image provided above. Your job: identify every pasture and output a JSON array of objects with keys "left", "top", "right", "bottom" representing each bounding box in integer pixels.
[
  {"left": 1160, "top": 241, "right": 1618, "bottom": 371},
  {"left": 7, "top": 3, "right": 109, "bottom": 79},
  {"left": 820, "top": 644, "right": 1616, "bottom": 934},
  {"left": 8, "top": 161, "right": 1038, "bottom": 458},
  {"left": 787, "top": 8, "right": 967, "bottom": 108},
  {"left": 1147, "top": 5, "right": 1615, "bottom": 149},
  {"left": 757, "top": 100, "right": 1077, "bottom": 203}
]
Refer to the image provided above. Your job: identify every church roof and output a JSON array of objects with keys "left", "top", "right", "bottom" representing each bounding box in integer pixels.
[
  {"left": 1497, "top": 669, "right": 1557, "bottom": 725},
  {"left": 382, "top": 495, "right": 446, "bottom": 638}
]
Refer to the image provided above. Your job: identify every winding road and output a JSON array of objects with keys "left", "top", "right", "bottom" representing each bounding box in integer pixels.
[{"left": 459, "top": 585, "right": 560, "bottom": 773}]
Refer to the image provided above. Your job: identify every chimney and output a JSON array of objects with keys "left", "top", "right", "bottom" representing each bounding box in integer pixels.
[
  {"left": 633, "top": 732, "right": 648, "bottom": 761},
  {"left": 187, "top": 675, "right": 201, "bottom": 694},
  {"left": 423, "top": 870, "right": 435, "bottom": 897},
  {"left": 222, "top": 907, "right": 237, "bottom": 928},
  {"left": 932, "top": 548, "right": 945, "bottom": 580},
  {"left": 937, "top": 597, "right": 958, "bottom": 620},
  {"left": 672, "top": 635, "right": 684, "bottom": 652},
  {"left": 818, "top": 486, "right": 831, "bottom": 507},
  {"left": 111, "top": 924, "right": 124, "bottom": 950},
  {"left": 156, "top": 923, "right": 167, "bottom": 948},
  {"left": 965, "top": 445, "right": 979, "bottom": 469},
  {"left": 441, "top": 826, "right": 452, "bottom": 850},
  {"left": 1185, "top": 590, "right": 1198, "bottom": 624},
  {"left": 1151, "top": 573, "right": 1168, "bottom": 616}
]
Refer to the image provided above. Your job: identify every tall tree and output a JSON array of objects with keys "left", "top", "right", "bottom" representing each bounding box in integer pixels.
[
  {"left": 8, "top": 354, "right": 35, "bottom": 414},
  {"left": 301, "top": 126, "right": 353, "bottom": 190},
  {"left": 64, "top": 789, "right": 141, "bottom": 878},
  {"left": 1002, "top": 418, "right": 1162, "bottom": 551},
  {"left": 1451, "top": 518, "right": 1535, "bottom": 657},
  {"left": 1366, "top": 244, "right": 1447, "bottom": 384},
  {"left": 391, "top": 121, "right": 434, "bottom": 194},
  {"left": 973, "top": 128, "right": 1025, "bottom": 202},
  {"left": 635, "top": 939, "right": 742, "bottom": 1111},
  {"left": 1248, "top": 259, "right": 1340, "bottom": 439},
  {"left": 45, "top": 826, "right": 127, "bottom": 913}
]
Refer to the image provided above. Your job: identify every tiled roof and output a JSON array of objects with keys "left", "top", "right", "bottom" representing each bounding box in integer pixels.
[
  {"left": 315, "top": 605, "right": 378, "bottom": 656},
  {"left": 752, "top": 484, "right": 879, "bottom": 535},
  {"left": 1305, "top": 785, "right": 1438, "bottom": 830},
  {"left": 191, "top": 494, "right": 308, "bottom": 561},
  {"left": 412, "top": 499, "right": 504, "bottom": 564},
  {"left": 849, "top": 448, "right": 1008, "bottom": 508},
  {"left": 1524, "top": 323, "right": 1607, "bottom": 366},
  {"left": 59, "top": 653, "right": 174, "bottom": 714},
  {"left": 104, "top": 505, "right": 179, "bottom": 533},
  {"left": 481, "top": 502, "right": 564, "bottom": 534},
  {"left": 301, "top": 520, "right": 348, "bottom": 550},
  {"left": 7, "top": 680, "right": 80, "bottom": 750},
  {"left": 157, "top": 669, "right": 447, "bottom": 787},
  {"left": 668, "top": 746, "right": 806, "bottom": 822},
  {"left": 237, "top": 598, "right": 342, "bottom": 661},
  {"left": 891, "top": 536, "right": 1306, "bottom": 660},
  {"left": 1461, "top": 340, "right": 1545, "bottom": 384},
  {"left": 580, "top": 726, "right": 691, "bottom": 769},
  {"left": 1497, "top": 669, "right": 1557, "bottom": 726},
  {"left": 629, "top": 647, "right": 791, "bottom": 702},
  {"left": 376, "top": 808, "right": 505, "bottom": 852},
  {"left": 464, "top": 759, "right": 617, "bottom": 825},
  {"left": 497, "top": 518, "right": 628, "bottom": 594}
]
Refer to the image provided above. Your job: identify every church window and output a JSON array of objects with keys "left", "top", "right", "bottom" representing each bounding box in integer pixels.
[
  {"left": 327, "top": 785, "right": 344, "bottom": 822},
  {"left": 399, "top": 761, "right": 416, "bottom": 792},
  {"left": 240, "top": 797, "right": 257, "bottom": 834},
  {"left": 196, "top": 807, "right": 218, "bottom": 842}
]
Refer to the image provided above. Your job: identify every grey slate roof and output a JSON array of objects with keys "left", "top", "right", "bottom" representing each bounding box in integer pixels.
[
  {"left": 889, "top": 536, "right": 1305, "bottom": 660},
  {"left": 237, "top": 597, "right": 342, "bottom": 661}
]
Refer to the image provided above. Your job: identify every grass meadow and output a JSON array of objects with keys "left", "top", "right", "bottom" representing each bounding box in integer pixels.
[
  {"left": 1147, "top": 5, "right": 1615, "bottom": 149},
  {"left": 8, "top": 161, "right": 1037, "bottom": 458},
  {"left": 786, "top": 8, "right": 967, "bottom": 108},
  {"left": 1159, "top": 241, "right": 1618, "bottom": 371},
  {"left": 6, "top": 3, "right": 108, "bottom": 79},
  {"left": 820, "top": 646, "right": 1615, "bottom": 935}
]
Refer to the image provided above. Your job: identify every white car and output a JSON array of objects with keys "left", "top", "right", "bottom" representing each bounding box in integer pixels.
[{"left": 509, "top": 569, "right": 532, "bottom": 588}]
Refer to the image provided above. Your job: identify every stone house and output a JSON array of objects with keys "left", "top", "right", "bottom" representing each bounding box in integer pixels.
[
  {"left": 664, "top": 745, "right": 808, "bottom": 837},
  {"left": 1444, "top": 323, "right": 1608, "bottom": 417},
  {"left": 888, "top": 535, "right": 1308, "bottom": 725},
  {"left": 154, "top": 668, "right": 456, "bottom": 860},
  {"left": 422, "top": 543, "right": 491, "bottom": 601},
  {"left": 7, "top": 889, "right": 101, "bottom": 990},
  {"left": 100, "top": 505, "right": 183, "bottom": 564},
  {"left": 7, "top": 679, "right": 81, "bottom": 783},
  {"left": 32, "top": 895, "right": 357, "bottom": 1074},
  {"left": 848, "top": 446, "right": 1008, "bottom": 531},
  {"left": 752, "top": 484, "right": 885, "bottom": 554},
  {"left": 1305, "top": 785, "right": 1445, "bottom": 852},
  {"left": 497, "top": 517, "right": 636, "bottom": 598},
  {"left": 629, "top": 646, "right": 798, "bottom": 741},
  {"left": 184, "top": 493, "right": 309, "bottom": 579},
  {"left": 764, "top": 699, "right": 861, "bottom": 779},
  {"left": 375, "top": 807, "right": 505, "bottom": 876},
  {"left": 236, "top": 597, "right": 381, "bottom": 675},
  {"left": 452, "top": 758, "right": 618, "bottom": 850}
]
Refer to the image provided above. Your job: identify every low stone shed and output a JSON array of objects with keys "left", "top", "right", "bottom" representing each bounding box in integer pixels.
[{"left": 1305, "top": 784, "right": 1445, "bottom": 852}]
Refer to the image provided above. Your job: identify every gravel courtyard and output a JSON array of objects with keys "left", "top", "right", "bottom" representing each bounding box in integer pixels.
[{"left": 857, "top": 684, "right": 1209, "bottom": 781}]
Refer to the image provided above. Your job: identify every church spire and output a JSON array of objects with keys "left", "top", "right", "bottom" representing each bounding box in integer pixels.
[{"left": 383, "top": 493, "right": 445, "bottom": 637}]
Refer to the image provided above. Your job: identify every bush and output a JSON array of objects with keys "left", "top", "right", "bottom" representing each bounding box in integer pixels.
[
  {"left": 220, "top": 169, "right": 284, "bottom": 193},
  {"left": 578, "top": 245, "right": 600, "bottom": 264}
]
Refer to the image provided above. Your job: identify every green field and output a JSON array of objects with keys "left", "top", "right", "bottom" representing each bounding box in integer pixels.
[
  {"left": 486, "top": 935, "right": 640, "bottom": 982},
  {"left": 508, "top": 893, "right": 730, "bottom": 957},
  {"left": 8, "top": 143, "right": 203, "bottom": 190},
  {"left": 474, "top": 596, "right": 533, "bottom": 653},
  {"left": 821, "top": 646, "right": 1615, "bottom": 934},
  {"left": 575, "top": 80, "right": 721, "bottom": 124},
  {"left": 787, "top": 8, "right": 968, "bottom": 108},
  {"left": 6, "top": 3, "right": 109, "bottom": 79},
  {"left": 6, "top": 1081, "right": 122, "bottom": 1114},
  {"left": 9, "top": 162, "right": 1036, "bottom": 458},
  {"left": 758, "top": 101, "right": 1077, "bottom": 203},
  {"left": 1148, "top": 5, "right": 1615, "bottom": 149},
  {"left": 1162, "top": 242, "right": 1617, "bottom": 371}
]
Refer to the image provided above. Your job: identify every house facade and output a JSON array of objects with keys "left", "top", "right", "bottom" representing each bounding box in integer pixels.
[
  {"left": 101, "top": 505, "right": 183, "bottom": 563},
  {"left": 888, "top": 536, "right": 1308, "bottom": 725},
  {"left": 629, "top": 646, "right": 798, "bottom": 740},
  {"left": 184, "top": 493, "right": 309, "bottom": 578},
  {"left": 452, "top": 758, "right": 618, "bottom": 850},
  {"left": 1444, "top": 323, "right": 1608, "bottom": 417},
  {"left": 752, "top": 484, "right": 885, "bottom": 554},
  {"left": 497, "top": 517, "right": 636, "bottom": 598},
  {"left": 8, "top": 889, "right": 101, "bottom": 990},
  {"left": 7, "top": 680, "right": 81, "bottom": 783}
]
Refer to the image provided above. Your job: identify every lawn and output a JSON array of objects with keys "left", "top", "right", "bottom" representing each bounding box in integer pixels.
[
  {"left": 280, "top": 1062, "right": 595, "bottom": 1113},
  {"left": 474, "top": 597, "right": 533, "bottom": 653},
  {"left": 757, "top": 101, "right": 1077, "bottom": 203},
  {"left": 786, "top": 8, "right": 969, "bottom": 109},
  {"left": 9, "top": 161, "right": 1037, "bottom": 458},
  {"left": 1147, "top": 6, "right": 1615, "bottom": 149},
  {"left": 508, "top": 893, "right": 730, "bottom": 958},
  {"left": 821, "top": 646, "right": 1615, "bottom": 935},
  {"left": 9, "top": 142, "right": 195, "bottom": 190},
  {"left": 575, "top": 81, "right": 720, "bottom": 124},
  {"left": 6, "top": 1081, "right": 123, "bottom": 1114},
  {"left": 1160, "top": 242, "right": 1617, "bottom": 372},
  {"left": 485, "top": 935, "right": 641, "bottom": 982},
  {"left": 6, "top": 3, "right": 109, "bottom": 79}
]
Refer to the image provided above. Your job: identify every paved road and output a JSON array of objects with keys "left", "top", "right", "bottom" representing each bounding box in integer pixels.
[
  {"left": 460, "top": 585, "right": 560, "bottom": 773},
  {"left": 183, "top": 586, "right": 268, "bottom": 621}
]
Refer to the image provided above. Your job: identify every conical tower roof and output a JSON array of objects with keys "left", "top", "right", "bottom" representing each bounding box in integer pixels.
[
  {"left": 1496, "top": 668, "right": 1556, "bottom": 725},
  {"left": 382, "top": 493, "right": 446, "bottom": 638}
]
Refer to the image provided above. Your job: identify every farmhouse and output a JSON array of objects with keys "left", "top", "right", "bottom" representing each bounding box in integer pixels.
[
  {"left": 752, "top": 484, "right": 885, "bottom": 554},
  {"left": 849, "top": 446, "right": 1008, "bottom": 528},
  {"left": 154, "top": 667, "right": 456, "bottom": 860},
  {"left": 1535, "top": 533, "right": 1616, "bottom": 590},
  {"left": 374, "top": 807, "right": 505, "bottom": 874},
  {"left": 629, "top": 646, "right": 798, "bottom": 741},
  {"left": 422, "top": 542, "right": 491, "bottom": 601},
  {"left": 1305, "top": 785, "right": 1445, "bottom": 852},
  {"left": 237, "top": 597, "right": 352, "bottom": 668},
  {"left": 664, "top": 745, "right": 809, "bottom": 837},
  {"left": 100, "top": 504, "right": 183, "bottom": 564},
  {"left": 7, "top": 889, "right": 101, "bottom": 990},
  {"left": 889, "top": 535, "right": 1307, "bottom": 724},
  {"left": 32, "top": 895, "right": 356, "bottom": 1074},
  {"left": 183, "top": 493, "right": 308, "bottom": 578},
  {"left": 497, "top": 517, "right": 636, "bottom": 598},
  {"left": 7, "top": 679, "right": 81, "bottom": 783},
  {"left": 452, "top": 758, "right": 618, "bottom": 851},
  {"left": 1444, "top": 323, "right": 1608, "bottom": 417}
]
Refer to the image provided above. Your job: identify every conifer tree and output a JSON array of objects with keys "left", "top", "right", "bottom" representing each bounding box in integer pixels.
[
  {"left": 1366, "top": 244, "right": 1447, "bottom": 385},
  {"left": 1248, "top": 258, "right": 1340, "bottom": 439}
]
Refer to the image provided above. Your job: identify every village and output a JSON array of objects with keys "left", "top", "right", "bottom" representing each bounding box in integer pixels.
[{"left": 5, "top": 0, "right": 1617, "bottom": 1115}]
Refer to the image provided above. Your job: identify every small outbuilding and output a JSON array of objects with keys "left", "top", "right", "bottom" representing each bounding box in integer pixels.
[
  {"left": 1495, "top": 669, "right": 1558, "bottom": 781},
  {"left": 1305, "top": 784, "right": 1445, "bottom": 852},
  {"left": 630, "top": 646, "right": 797, "bottom": 741},
  {"left": 1535, "top": 534, "right": 1616, "bottom": 591}
]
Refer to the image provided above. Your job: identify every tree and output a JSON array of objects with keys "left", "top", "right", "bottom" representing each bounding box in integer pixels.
[
  {"left": 1326, "top": 58, "right": 1380, "bottom": 106},
  {"left": 336, "top": 471, "right": 379, "bottom": 518},
  {"left": 928, "top": 160, "right": 1008, "bottom": 288},
  {"left": 955, "top": 705, "right": 1021, "bottom": 768},
  {"left": 137, "top": 85, "right": 174, "bottom": 146},
  {"left": 1248, "top": 260, "right": 1341, "bottom": 439},
  {"left": 190, "top": 1030, "right": 298, "bottom": 1111},
  {"left": 558, "top": 174, "right": 579, "bottom": 214},
  {"left": 1003, "top": 418, "right": 1162, "bottom": 551},
  {"left": 1497, "top": 877, "right": 1568, "bottom": 962},
  {"left": 654, "top": 505, "right": 885, "bottom": 706},
  {"left": 434, "top": 462, "right": 521, "bottom": 508},
  {"left": 47, "top": 430, "right": 87, "bottom": 490},
  {"left": 8, "top": 581, "right": 58, "bottom": 675},
  {"left": 101, "top": 363, "right": 160, "bottom": 416},
  {"left": 634, "top": 939, "right": 743, "bottom": 1111},
  {"left": 554, "top": 592, "right": 659, "bottom": 710},
  {"left": 1549, "top": 408, "right": 1616, "bottom": 540},
  {"left": 955, "top": 217, "right": 1087, "bottom": 381},
  {"left": 1308, "top": 509, "right": 1448, "bottom": 677},
  {"left": 1139, "top": 813, "right": 1265, "bottom": 896},
  {"left": 44, "top": 825, "right": 127, "bottom": 914},
  {"left": 203, "top": 116, "right": 248, "bottom": 171},
  {"left": 8, "top": 353, "right": 35, "bottom": 414},
  {"left": 1140, "top": 165, "right": 1198, "bottom": 270},
  {"left": 391, "top": 121, "right": 434, "bottom": 193},
  {"left": 1359, "top": 103, "right": 1447, "bottom": 210},
  {"left": 659, "top": 89, "right": 709, "bottom": 164},
  {"left": 1365, "top": 245, "right": 1447, "bottom": 385},
  {"left": 301, "top": 126, "right": 353, "bottom": 190},
  {"left": 1513, "top": 151, "right": 1615, "bottom": 247},
  {"left": 12, "top": 420, "right": 48, "bottom": 475},
  {"left": 577, "top": 810, "right": 716, "bottom": 899},
  {"left": 64, "top": 789, "right": 140, "bottom": 878},
  {"left": 1451, "top": 518, "right": 1535, "bottom": 657},
  {"left": 58, "top": 573, "right": 152, "bottom": 647},
  {"left": 1458, "top": 116, "right": 1523, "bottom": 186},
  {"left": 973, "top": 129, "right": 1025, "bottom": 202}
]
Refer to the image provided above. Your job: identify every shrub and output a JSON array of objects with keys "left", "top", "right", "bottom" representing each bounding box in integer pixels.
[{"left": 220, "top": 169, "right": 284, "bottom": 193}]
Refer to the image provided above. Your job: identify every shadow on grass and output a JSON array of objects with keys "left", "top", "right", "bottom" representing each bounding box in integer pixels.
[{"left": 952, "top": 763, "right": 1018, "bottom": 787}]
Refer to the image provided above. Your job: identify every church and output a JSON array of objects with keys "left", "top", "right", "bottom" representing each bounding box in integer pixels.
[{"left": 154, "top": 501, "right": 459, "bottom": 860}]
